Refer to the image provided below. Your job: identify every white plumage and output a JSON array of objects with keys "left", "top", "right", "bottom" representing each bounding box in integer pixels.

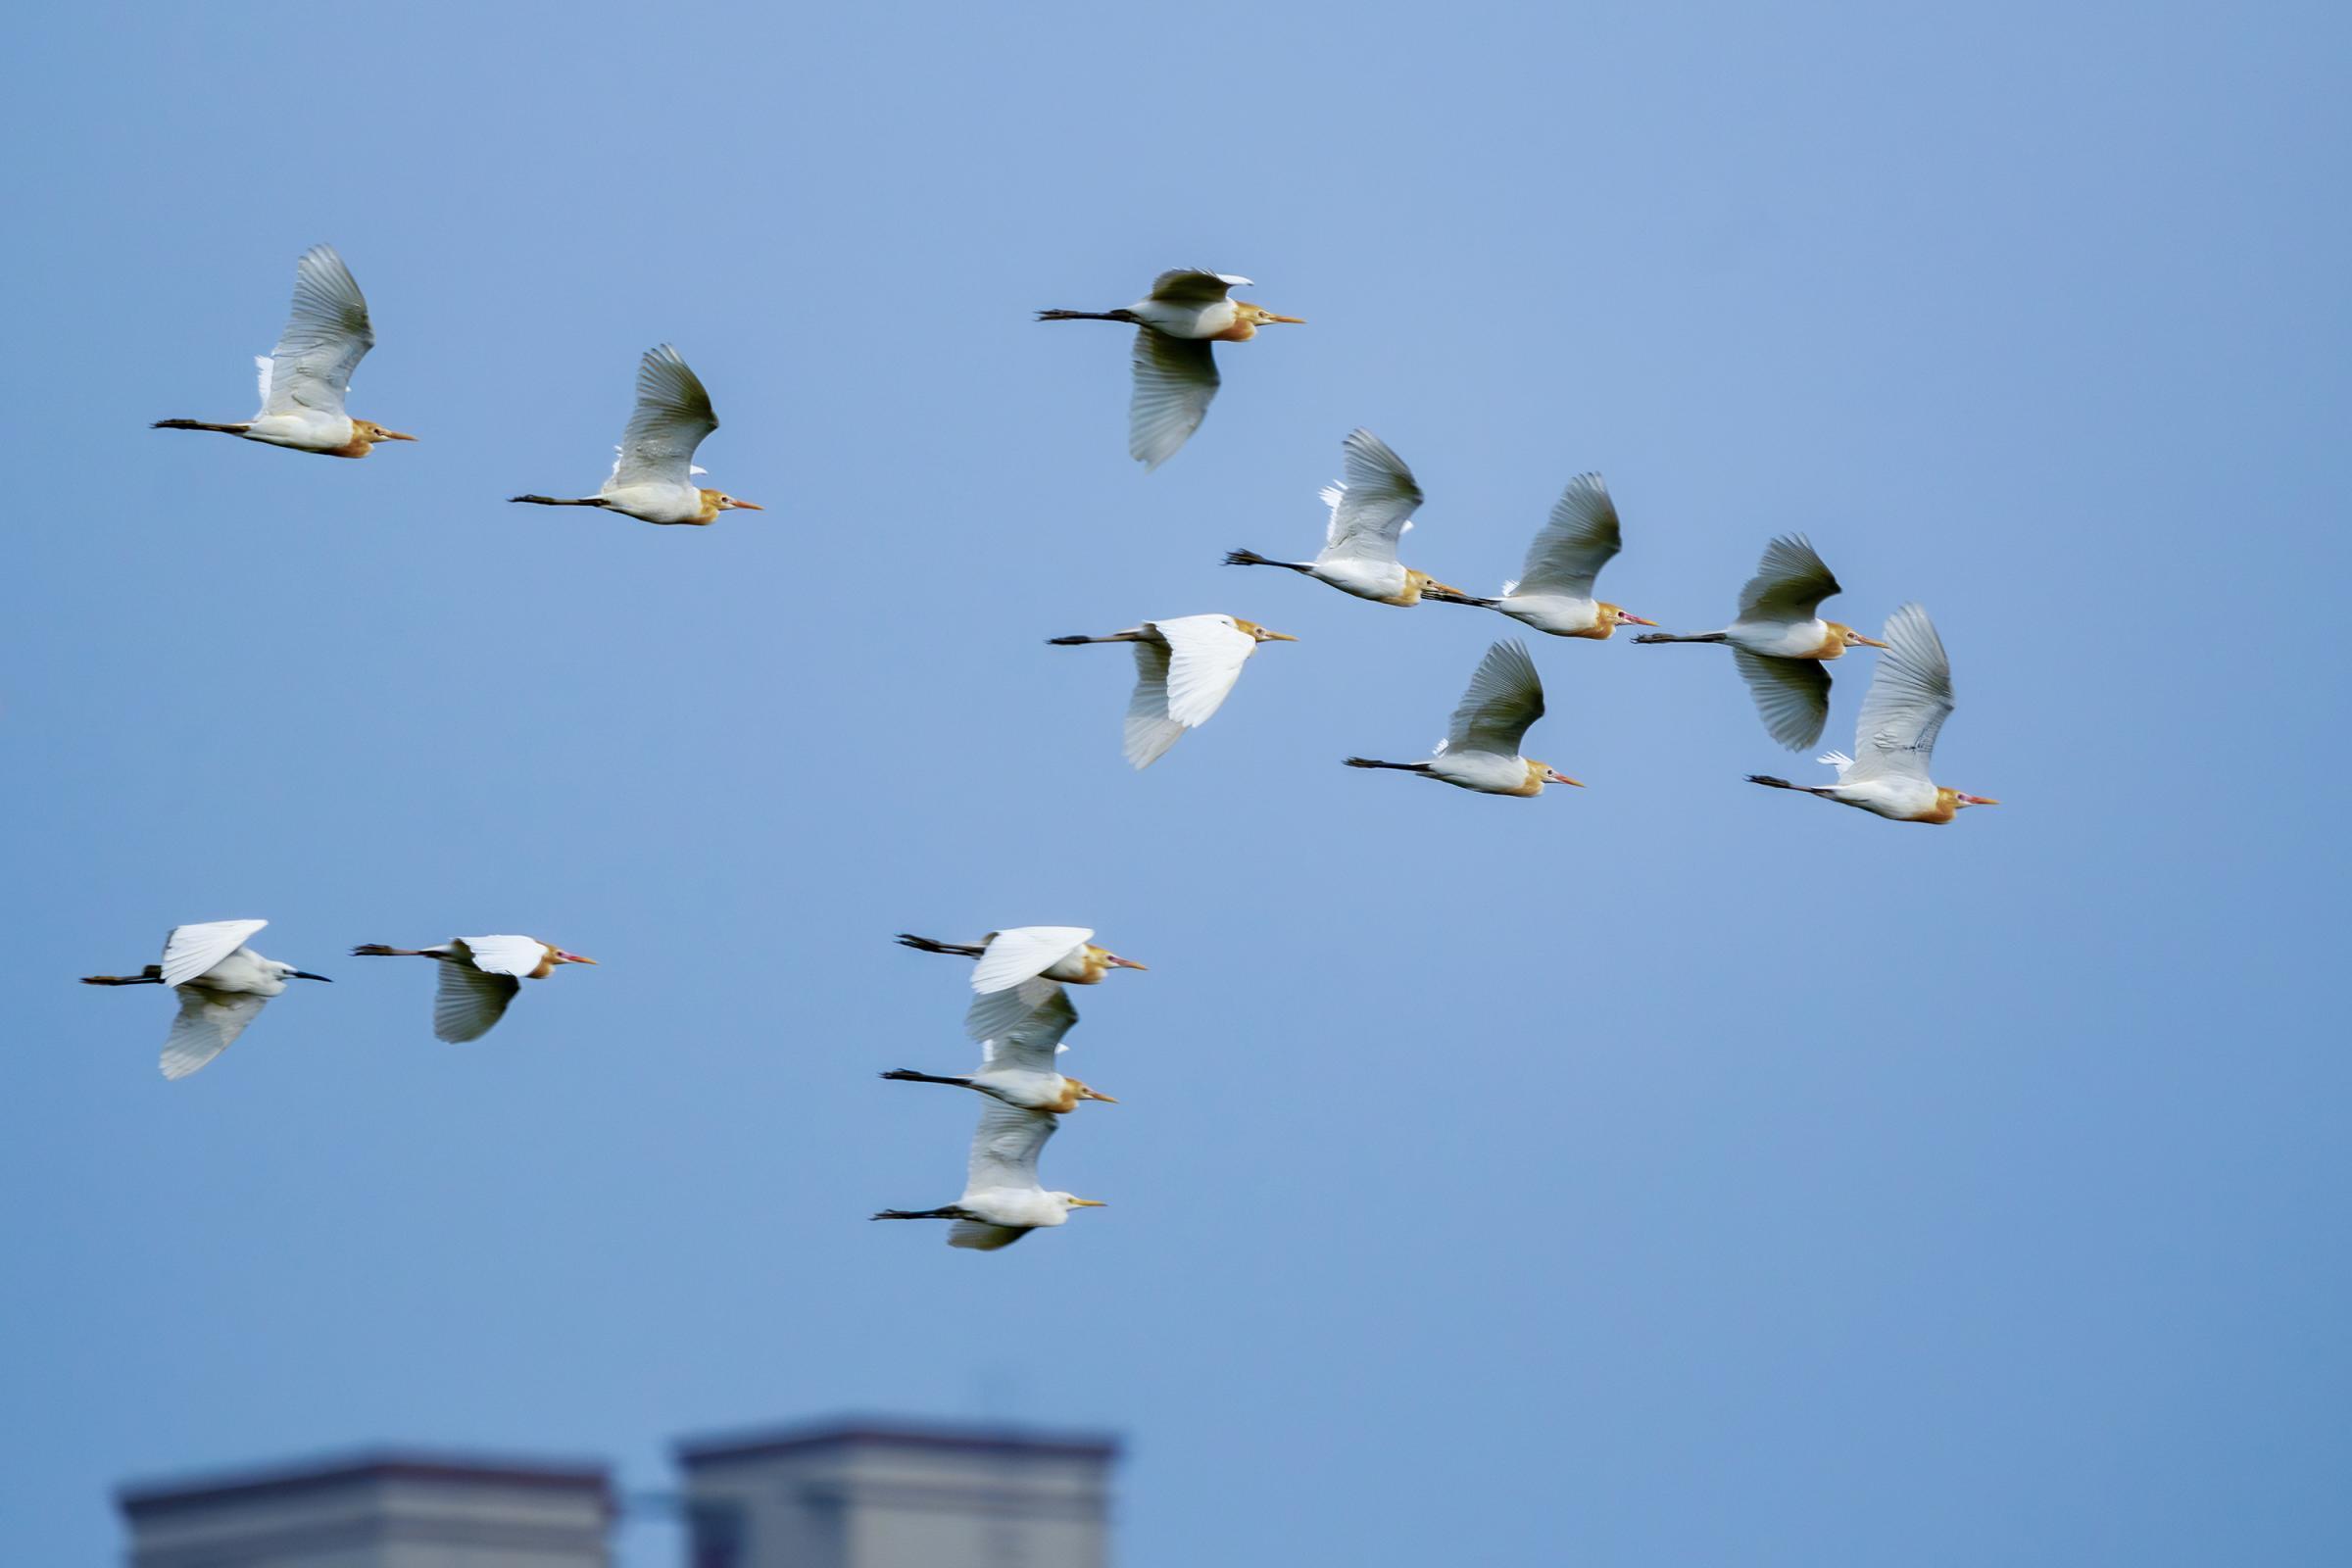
[
  {"left": 1052, "top": 613, "right": 1294, "bottom": 769},
  {"left": 873, "top": 1100, "right": 1106, "bottom": 1251},
  {"left": 510, "top": 345, "right": 762, "bottom": 525},
  {"left": 1227, "top": 430, "right": 1465, "bottom": 607},
  {"left": 86, "top": 919, "right": 329, "bottom": 1080},
  {"left": 1347, "top": 640, "right": 1585, "bottom": 797},
  {"left": 1440, "top": 473, "right": 1657, "bottom": 639}
]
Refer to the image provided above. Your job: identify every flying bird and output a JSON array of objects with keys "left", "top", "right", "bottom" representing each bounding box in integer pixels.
[
  {"left": 896, "top": 926, "right": 1146, "bottom": 1042},
  {"left": 1345, "top": 639, "right": 1584, "bottom": 797},
  {"left": 1049, "top": 613, "right": 1297, "bottom": 768},
  {"left": 1748, "top": 604, "right": 1998, "bottom": 823},
  {"left": 1039, "top": 270, "right": 1302, "bottom": 469},
  {"left": 350, "top": 936, "right": 597, "bottom": 1042},
  {"left": 510, "top": 344, "right": 762, "bottom": 525},
  {"left": 1427, "top": 472, "right": 1656, "bottom": 637},
  {"left": 882, "top": 988, "right": 1116, "bottom": 1112},
  {"left": 1633, "top": 534, "right": 1888, "bottom": 750},
  {"left": 81, "top": 919, "right": 330, "bottom": 1079},
  {"left": 153, "top": 245, "right": 416, "bottom": 457},
  {"left": 872, "top": 1100, "right": 1105, "bottom": 1250},
  {"left": 1226, "top": 428, "right": 1469, "bottom": 606}
]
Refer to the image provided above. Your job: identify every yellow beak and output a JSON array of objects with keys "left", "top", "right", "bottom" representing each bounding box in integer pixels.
[
  {"left": 379, "top": 429, "right": 419, "bottom": 442},
  {"left": 1259, "top": 629, "right": 1299, "bottom": 642},
  {"left": 1069, "top": 1198, "right": 1108, "bottom": 1207},
  {"left": 1263, "top": 313, "right": 1305, "bottom": 323},
  {"left": 1853, "top": 633, "right": 1891, "bottom": 648}
]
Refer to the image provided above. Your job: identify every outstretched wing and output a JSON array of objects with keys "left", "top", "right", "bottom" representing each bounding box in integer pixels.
[
  {"left": 434, "top": 962, "right": 521, "bottom": 1043},
  {"left": 1840, "top": 603, "right": 1955, "bottom": 785},
  {"left": 161, "top": 990, "right": 268, "bottom": 1080},
  {"left": 1445, "top": 640, "right": 1545, "bottom": 759},
  {"left": 1147, "top": 270, "right": 1249, "bottom": 304},
  {"left": 965, "top": 1101, "right": 1055, "bottom": 1193},
  {"left": 1513, "top": 473, "right": 1622, "bottom": 598},
  {"left": 970, "top": 927, "right": 1092, "bottom": 994},
  {"left": 261, "top": 244, "right": 373, "bottom": 418},
  {"left": 161, "top": 919, "right": 267, "bottom": 988},
  {"left": 1129, "top": 329, "right": 1219, "bottom": 469},
  {"left": 948, "top": 1220, "right": 1027, "bottom": 1250},
  {"left": 1318, "top": 429, "right": 1423, "bottom": 565},
  {"left": 981, "top": 989, "right": 1080, "bottom": 1075},
  {"left": 1122, "top": 639, "right": 1187, "bottom": 770},
  {"left": 459, "top": 935, "right": 550, "bottom": 977},
  {"left": 1732, "top": 650, "right": 1834, "bottom": 752},
  {"left": 964, "top": 976, "right": 1063, "bottom": 1045},
  {"left": 1157, "top": 615, "right": 1258, "bottom": 728},
  {"left": 612, "top": 344, "right": 718, "bottom": 488},
  {"left": 1737, "top": 534, "right": 1841, "bottom": 624}
]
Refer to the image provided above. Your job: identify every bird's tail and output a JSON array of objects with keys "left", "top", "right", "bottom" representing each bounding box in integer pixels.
[
  {"left": 1035, "top": 309, "right": 1138, "bottom": 322},
  {"left": 81, "top": 966, "right": 165, "bottom": 986},
  {"left": 151, "top": 418, "right": 249, "bottom": 435},
  {"left": 1632, "top": 631, "right": 1729, "bottom": 644},
  {"left": 508, "top": 495, "right": 608, "bottom": 507},
  {"left": 1344, "top": 758, "right": 1431, "bottom": 772},
  {"left": 895, "top": 933, "right": 986, "bottom": 958}
]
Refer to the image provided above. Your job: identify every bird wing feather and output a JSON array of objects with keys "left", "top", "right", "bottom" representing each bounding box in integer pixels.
[
  {"left": 1317, "top": 429, "right": 1423, "bottom": 566},
  {"left": 1737, "top": 534, "right": 1841, "bottom": 624},
  {"left": 1128, "top": 329, "right": 1219, "bottom": 469},
  {"left": 612, "top": 344, "right": 718, "bottom": 488},
  {"left": 1732, "top": 649, "right": 1834, "bottom": 752},
  {"left": 1839, "top": 603, "right": 1955, "bottom": 785},
  {"left": 965, "top": 1101, "right": 1055, "bottom": 1193},
  {"left": 1147, "top": 270, "right": 1249, "bottom": 303},
  {"left": 261, "top": 244, "right": 374, "bottom": 418},
  {"left": 947, "top": 1220, "right": 1027, "bottom": 1250},
  {"left": 1513, "top": 472, "right": 1622, "bottom": 598},
  {"left": 161, "top": 989, "right": 268, "bottom": 1080},
  {"left": 1157, "top": 614, "right": 1256, "bottom": 729},
  {"left": 1445, "top": 639, "right": 1545, "bottom": 758},
  {"left": 434, "top": 961, "right": 521, "bottom": 1043},
  {"left": 981, "top": 989, "right": 1080, "bottom": 1075},
  {"left": 969, "top": 926, "right": 1093, "bottom": 994},
  {"left": 459, "top": 934, "right": 550, "bottom": 977},
  {"left": 1122, "top": 638, "right": 1187, "bottom": 770},
  {"left": 160, "top": 919, "right": 268, "bottom": 988},
  {"left": 965, "top": 976, "right": 1064, "bottom": 1045}
]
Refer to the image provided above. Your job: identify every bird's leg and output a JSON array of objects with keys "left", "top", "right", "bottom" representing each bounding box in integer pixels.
[
  {"left": 1343, "top": 758, "right": 1433, "bottom": 773},
  {"left": 871, "top": 1206, "right": 967, "bottom": 1221},
  {"left": 1046, "top": 631, "right": 1143, "bottom": 645},
  {"left": 151, "top": 418, "right": 251, "bottom": 435},
  {"left": 879, "top": 1069, "right": 975, "bottom": 1089},
  {"left": 895, "top": 934, "right": 987, "bottom": 957},
  {"left": 80, "top": 965, "right": 165, "bottom": 986},
  {"left": 1035, "top": 309, "right": 1142, "bottom": 323},
  {"left": 1745, "top": 774, "right": 1834, "bottom": 797},
  {"left": 1224, "top": 550, "right": 1311, "bottom": 573},
  {"left": 350, "top": 945, "right": 433, "bottom": 957},
  {"left": 1632, "top": 631, "right": 1729, "bottom": 644},
  {"left": 1423, "top": 589, "right": 1500, "bottom": 609},
  {"left": 508, "top": 495, "right": 610, "bottom": 508}
]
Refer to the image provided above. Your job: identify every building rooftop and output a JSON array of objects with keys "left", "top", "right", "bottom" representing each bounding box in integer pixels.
[
  {"left": 675, "top": 1416, "right": 1121, "bottom": 1469},
  {"left": 117, "top": 1446, "right": 617, "bottom": 1522}
]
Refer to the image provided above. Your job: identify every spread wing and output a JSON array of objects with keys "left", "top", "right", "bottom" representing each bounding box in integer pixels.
[
  {"left": 1513, "top": 473, "right": 1621, "bottom": 598},
  {"left": 612, "top": 344, "right": 718, "bottom": 488},
  {"left": 948, "top": 1220, "right": 1028, "bottom": 1250},
  {"left": 459, "top": 935, "right": 550, "bottom": 977},
  {"left": 965, "top": 976, "right": 1064, "bottom": 1045},
  {"left": 160, "top": 920, "right": 267, "bottom": 988},
  {"left": 1147, "top": 270, "right": 1249, "bottom": 304},
  {"left": 965, "top": 1101, "right": 1055, "bottom": 1193},
  {"left": 261, "top": 244, "right": 373, "bottom": 418},
  {"left": 1737, "top": 534, "right": 1841, "bottom": 624},
  {"left": 1732, "top": 650, "right": 1834, "bottom": 751},
  {"left": 970, "top": 927, "right": 1092, "bottom": 994},
  {"left": 161, "top": 990, "right": 268, "bottom": 1080},
  {"left": 434, "top": 961, "right": 521, "bottom": 1043},
  {"left": 1122, "top": 638, "right": 1187, "bottom": 770},
  {"left": 1157, "top": 615, "right": 1258, "bottom": 727},
  {"left": 1840, "top": 603, "right": 1955, "bottom": 785},
  {"left": 981, "top": 989, "right": 1080, "bottom": 1075},
  {"left": 1318, "top": 428, "right": 1423, "bottom": 566},
  {"left": 1129, "top": 329, "right": 1219, "bottom": 469},
  {"left": 1444, "top": 640, "right": 1545, "bottom": 759}
]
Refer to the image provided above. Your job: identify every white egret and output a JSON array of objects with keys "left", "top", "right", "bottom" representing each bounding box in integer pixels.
[
  {"left": 1633, "top": 534, "right": 1887, "bottom": 750},
  {"left": 1427, "top": 472, "right": 1657, "bottom": 637},
  {"left": 872, "top": 1101, "right": 1105, "bottom": 1250},
  {"left": 80, "top": 919, "right": 330, "bottom": 1080},
  {"left": 1039, "top": 270, "right": 1302, "bottom": 469},
  {"left": 1226, "top": 428, "right": 1469, "bottom": 606},
  {"left": 350, "top": 936, "right": 597, "bottom": 1042},
  {"left": 895, "top": 926, "right": 1146, "bottom": 1043},
  {"left": 1049, "top": 613, "right": 1298, "bottom": 768},
  {"left": 510, "top": 344, "right": 763, "bottom": 525},
  {"left": 1748, "top": 604, "right": 1999, "bottom": 823},
  {"left": 882, "top": 988, "right": 1116, "bottom": 1111},
  {"left": 154, "top": 245, "right": 416, "bottom": 457},
  {"left": 1345, "top": 638, "right": 1584, "bottom": 797}
]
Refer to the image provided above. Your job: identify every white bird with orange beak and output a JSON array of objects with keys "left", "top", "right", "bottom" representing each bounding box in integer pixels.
[
  {"left": 1226, "top": 428, "right": 1469, "bottom": 607},
  {"left": 80, "top": 919, "right": 332, "bottom": 1080},
  {"left": 1634, "top": 534, "right": 1888, "bottom": 750},
  {"left": 1427, "top": 472, "right": 1657, "bottom": 638},
  {"left": 1345, "top": 639, "right": 1584, "bottom": 797},
  {"left": 153, "top": 245, "right": 416, "bottom": 458},
  {"left": 1748, "top": 604, "right": 1999, "bottom": 824},
  {"left": 872, "top": 1101, "right": 1105, "bottom": 1250},
  {"left": 1048, "top": 613, "right": 1298, "bottom": 768},
  {"left": 1039, "top": 270, "right": 1303, "bottom": 468},
  {"left": 895, "top": 926, "right": 1147, "bottom": 1043},
  {"left": 881, "top": 988, "right": 1115, "bottom": 1112},
  {"left": 349, "top": 935, "right": 597, "bottom": 1042},
  {"left": 510, "top": 344, "right": 762, "bottom": 525}
]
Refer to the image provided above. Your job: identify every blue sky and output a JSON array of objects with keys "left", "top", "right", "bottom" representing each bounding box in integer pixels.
[{"left": 4, "top": 2, "right": 2347, "bottom": 1562}]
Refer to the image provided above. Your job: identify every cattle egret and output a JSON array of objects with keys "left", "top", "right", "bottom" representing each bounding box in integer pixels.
[
  {"left": 350, "top": 936, "right": 597, "bottom": 1042},
  {"left": 872, "top": 1101, "right": 1105, "bottom": 1250},
  {"left": 153, "top": 245, "right": 416, "bottom": 457},
  {"left": 1345, "top": 639, "right": 1584, "bottom": 797},
  {"left": 896, "top": 926, "right": 1146, "bottom": 1042},
  {"left": 1427, "top": 472, "right": 1657, "bottom": 637},
  {"left": 882, "top": 988, "right": 1116, "bottom": 1112},
  {"left": 510, "top": 344, "right": 762, "bottom": 525},
  {"left": 1038, "top": 270, "right": 1302, "bottom": 469},
  {"left": 1226, "top": 428, "right": 1469, "bottom": 606},
  {"left": 1049, "top": 614, "right": 1298, "bottom": 768},
  {"left": 80, "top": 919, "right": 330, "bottom": 1079},
  {"left": 1748, "top": 604, "right": 1998, "bottom": 823}
]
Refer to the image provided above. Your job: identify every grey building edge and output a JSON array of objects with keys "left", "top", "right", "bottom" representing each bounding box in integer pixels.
[{"left": 118, "top": 1449, "right": 617, "bottom": 1522}]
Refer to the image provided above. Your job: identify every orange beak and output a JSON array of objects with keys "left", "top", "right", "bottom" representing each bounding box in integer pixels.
[
  {"left": 379, "top": 429, "right": 419, "bottom": 442},
  {"left": 1959, "top": 795, "right": 2000, "bottom": 806},
  {"left": 1104, "top": 954, "right": 1148, "bottom": 971},
  {"left": 1852, "top": 632, "right": 1891, "bottom": 648},
  {"left": 728, "top": 499, "right": 765, "bottom": 511},
  {"left": 1619, "top": 612, "right": 1658, "bottom": 626},
  {"left": 1261, "top": 312, "right": 1305, "bottom": 323},
  {"left": 560, "top": 952, "right": 599, "bottom": 965},
  {"left": 1547, "top": 770, "right": 1586, "bottom": 788}
]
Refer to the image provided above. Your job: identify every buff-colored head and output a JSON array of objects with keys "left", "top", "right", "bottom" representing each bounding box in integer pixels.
[
  {"left": 1236, "top": 302, "right": 1304, "bottom": 327},
  {"left": 1944, "top": 788, "right": 1998, "bottom": 810},
  {"left": 352, "top": 419, "right": 418, "bottom": 447},
  {"left": 1525, "top": 760, "right": 1586, "bottom": 792},
  {"left": 699, "top": 488, "right": 764, "bottom": 514},
  {"left": 1231, "top": 618, "right": 1298, "bottom": 644},
  {"left": 1079, "top": 943, "right": 1148, "bottom": 979},
  {"left": 1593, "top": 602, "right": 1658, "bottom": 638},
  {"left": 1401, "top": 568, "right": 1470, "bottom": 606},
  {"left": 1830, "top": 621, "right": 1890, "bottom": 650}
]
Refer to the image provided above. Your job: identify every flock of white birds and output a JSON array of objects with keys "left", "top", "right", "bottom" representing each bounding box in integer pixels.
[{"left": 101, "top": 249, "right": 2000, "bottom": 1250}]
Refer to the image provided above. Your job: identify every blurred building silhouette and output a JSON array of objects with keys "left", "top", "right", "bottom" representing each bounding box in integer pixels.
[{"left": 115, "top": 1418, "right": 1119, "bottom": 1568}]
